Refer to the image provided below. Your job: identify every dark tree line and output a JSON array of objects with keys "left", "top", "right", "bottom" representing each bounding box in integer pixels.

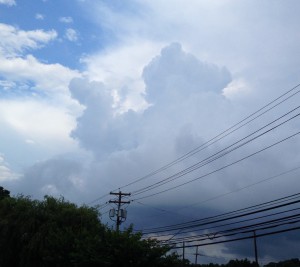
[
  {"left": 191, "top": 259, "right": 258, "bottom": 267},
  {"left": 191, "top": 258, "right": 300, "bottom": 267},
  {"left": 0, "top": 188, "right": 182, "bottom": 267},
  {"left": 0, "top": 187, "right": 298, "bottom": 267},
  {"left": 264, "top": 259, "right": 300, "bottom": 267}
]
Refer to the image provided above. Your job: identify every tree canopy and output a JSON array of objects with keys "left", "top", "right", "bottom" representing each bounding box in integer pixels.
[
  {"left": 1, "top": 188, "right": 298, "bottom": 267},
  {"left": 0, "top": 191, "right": 182, "bottom": 267}
]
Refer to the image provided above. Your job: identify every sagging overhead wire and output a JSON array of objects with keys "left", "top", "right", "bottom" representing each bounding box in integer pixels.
[
  {"left": 130, "top": 107, "right": 300, "bottom": 198},
  {"left": 130, "top": 165, "right": 300, "bottom": 226},
  {"left": 171, "top": 225, "right": 300, "bottom": 249},
  {"left": 132, "top": 130, "right": 300, "bottom": 201},
  {"left": 138, "top": 192, "right": 300, "bottom": 233},
  {"left": 98, "top": 82, "right": 300, "bottom": 199},
  {"left": 143, "top": 198, "right": 300, "bottom": 235},
  {"left": 162, "top": 209, "right": 300, "bottom": 243},
  {"left": 87, "top": 193, "right": 110, "bottom": 205},
  {"left": 168, "top": 222, "right": 300, "bottom": 249},
  {"left": 177, "top": 165, "right": 300, "bottom": 210},
  {"left": 87, "top": 82, "right": 300, "bottom": 206},
  {"left": 117, "top": 83, "right": 300, "bottom": 192},
  {"left": 165, "top": 214, "right": 300, "bottom": 245}
]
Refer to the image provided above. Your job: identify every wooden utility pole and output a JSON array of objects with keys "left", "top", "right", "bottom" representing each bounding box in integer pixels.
[
  {"left": 253, "top": 230, "right": 258, "bottom": 265},
  {"left": 182, "top": 241, "right": 185, "bottom": 267},
  {"left": 194, "top": 246, "right": 200, "bottom": 265},
  {"left": 109, "top": 191, "right": 131, "bottom": 231}
]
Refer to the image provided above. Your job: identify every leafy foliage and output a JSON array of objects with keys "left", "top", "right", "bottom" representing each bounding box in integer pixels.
[
  {"left": 193, "top": 258, "right": 300, "bottom": 267},
  {"left": 105, "top": 227, "right": 183, "bottom": 267},
  {"left": 264, "top": 258, "right": 300, "bottom": 267},
  {"left": 0, "top": 195, "right": 106, "bottom": 266},
  {"left": 194, "top": 259, "right": 258, "bottom": 267},
  {"left": 1, "top": 187, "right": 296, "bottom": 267},
  {"left": 0, "top": 186, "right": 10, "bottom": 199},
  {"left": 0, "top": 189, "right": 182, "bottom": 267}
]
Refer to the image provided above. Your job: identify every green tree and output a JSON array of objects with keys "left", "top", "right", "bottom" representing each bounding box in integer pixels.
[
  {"left": 104, "top": 226, "right": 183, "bottom": 267},
  {"left": 0, "top": 192, "right": 183, "bottom": 267},
  {"left": 0, "top": 195, "right": 107, "bottom": 266},
  {"left": 264, "top": 258, "right": 300, "bottom": 267},
  {"left": 0, "top": 186, "right": 10, "bottom": 199},
  {"left": 227, "top": 259, "right": 258, "bottom": 267}
]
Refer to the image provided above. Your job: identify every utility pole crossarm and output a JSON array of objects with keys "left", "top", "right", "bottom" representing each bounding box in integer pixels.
[
  {"left": 109, "top": 200, "right": 131, "bottom": 204},
  {"left": 110, "top": 191, "right": 131, "bottom": 196},
  {"left": 109, "top": 191, "right": 131, "bottom": 231}
]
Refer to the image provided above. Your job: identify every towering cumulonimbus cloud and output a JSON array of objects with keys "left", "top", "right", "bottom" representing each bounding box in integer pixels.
[
  {"left": 143, "top": 43, "right": 231, "bottom": 104},
  {"left": 69, "top": 78, "right": 141, "bottom": 158},
  {"left": 69, "top": 43, "right": 232, "bottom": 160}
]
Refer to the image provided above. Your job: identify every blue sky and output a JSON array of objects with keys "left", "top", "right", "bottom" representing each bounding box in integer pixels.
[
  {"left": 1, "top": 0, "right": 300, "bottom": 264},
  {"left": 0, "top": 0, "right": 108, "bottom": 68}
]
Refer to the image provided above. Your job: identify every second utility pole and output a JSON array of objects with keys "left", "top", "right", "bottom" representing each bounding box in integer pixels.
[{"left": 109, "top": 191, "right": 131, "bottom": 231}]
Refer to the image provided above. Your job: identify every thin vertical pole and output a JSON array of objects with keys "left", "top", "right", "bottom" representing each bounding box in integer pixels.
[
  {"left": 253, "top": 230, "right": 258, "bottom": 265},
  {"left": 195, "top": 246, "right": 199, "bottom": 265},
  {"left": 109, "top": 191, "right": 131, "bottom": 231},
  {"left": 182, "top": 241, "right": 185, "bottom": 266},
  {"left": 116, "top": 191, "right": 122, "bottom": 231}
]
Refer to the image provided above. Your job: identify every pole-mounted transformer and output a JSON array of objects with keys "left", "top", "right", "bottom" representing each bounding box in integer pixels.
[{"left": 109, "top": 191, "right": 131, "bottom": 231}]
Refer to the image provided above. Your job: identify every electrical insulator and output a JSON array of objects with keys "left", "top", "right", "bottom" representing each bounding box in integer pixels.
[
  {"left": 109, "top": 208, "right": 116, "bottom": 218},
  {"left": 121, "top": 209, "right": 127, "bottom": 219}
]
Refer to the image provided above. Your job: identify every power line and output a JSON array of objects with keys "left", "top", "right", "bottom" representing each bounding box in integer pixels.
[
  {"left": 144, "top": 199, "right": 300, "bottom": 235},
  {"left": 87, "top": 82, "right": 300, "bottom": 205},
  {"left": 129, "top": 165, "right": 300, "bottom": 226},
  {"left": 171, "top": 225, "right": 300, "bottom": 249},
  {"left": 118, "top": 83, "right": 300, "bottom": 192},
  {"left": 130, "top": 109, "right": 300, "bottom": 197},
  {"left": 155, "top": 206, "right": 300, "bottom": 240},
  {"left": 133, "top": 131, "right": 300, "bottom": 201},
  {"left": 108, "top": 191, "right": 131, "bottom": 231},
  {"left": 167, "top": 220, "right": 300, "bottom": 248},
  {"left": 177, "top": 165, "right": 300, "bottom": 210},
  {"left": 87, "top": 193, "right": 110, "bottom": 205},
  {"left": 139, "top": 192, "right": 300, "bottom": 233},
  {"left": 165, "top": 213, "right": 300, "bottom": 244}
]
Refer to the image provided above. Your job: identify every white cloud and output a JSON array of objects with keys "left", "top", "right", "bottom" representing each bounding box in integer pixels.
[
  {"left": 41, "top": 184, "right": 60, "bottom": 196},
  {"left": 68, "top": 42, "right": 300, "bottom": 212},
  {"left": 0, "top": 100, "right": 77, "bottom": 148},
  {"left": 70, "top": 77, "right": 142, "bottom": 157},
  {"left": 65, "top": 28, "right": 78, "bottom": 42},
  {"left": 0, "top": 154, "right": 20, "bottom": 182},
  {"left": 0, "top": 23, "right": 82, "bottom": 186},
  {"left": 0, "top": 54, "right": 80, "bottom": 95},
  {"left": 25, "top": 139, "right": 35, "bottom": 144},
  {"left": 59, "top": 16, "right": 73, "bottom": 23},
  {"left": 143, "top": 43, "right": 231, "bottom": 104},
  {"left": 0, "top": 1, "right": 299, "bottom": 262},
  {"left": 0, "top": 0, "right": 15, "bottom": 6},
  {"left": 0, "top": 95, "right": 86, "bottom": 193},
  {"left": 0, "top": 25, "right": 80, "bottom": 110},
  {"left": 20, "top": 158, "right": 86, "bottom": 200},
  {"left": 0, "top": 80, "right": 16, "bottom": 90},
  {"left": 222, "top": 79, "right": 250, "bottom": 99},
  {"left": 0, "top": 23, "right": 57, "bottom": 57},
  {"left": 83, "top": 0, "right": 300, "bottom": 83},
  {"left": 35, "top": 13, "right": 45, "bottom": 20},
  {"left": 81, "top": 40, "right": 164, "bottom": 112},
  {"left": 16, "top": 43, "right": 233, "bottom": 203},
  {"left": 71, "top": 43, "right": 232, "bottom": 161}
]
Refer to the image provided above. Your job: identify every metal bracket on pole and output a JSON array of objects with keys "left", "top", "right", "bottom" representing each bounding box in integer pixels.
[{"left": 109, "top": 191, "right": 131, "bottom": 231}]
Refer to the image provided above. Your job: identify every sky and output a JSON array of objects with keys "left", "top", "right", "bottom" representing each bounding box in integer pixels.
[{"left": 1, "top": 0, "right": 300, "bottom": 264}]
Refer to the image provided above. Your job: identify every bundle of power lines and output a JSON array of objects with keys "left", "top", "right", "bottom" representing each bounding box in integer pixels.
[
  {"left": 88, "top": 82, "right": 300, "bottom": 239},
  {"left": 139, "top": 192, "right": 300, "bottom": 249}
]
